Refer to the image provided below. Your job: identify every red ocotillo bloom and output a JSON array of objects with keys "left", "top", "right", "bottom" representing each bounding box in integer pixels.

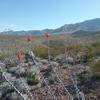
[
  {"left": 16, "top": 51, "right": 24, "bottom": 61},
  {"left": 44, "top": 32, "right": 50, "bottom": 39},
  {"left": 27, "top": 34, "right": 32, "bottom": 43},
  {"left": 64, "top": 48, "right": 68, "bottom": 53}
]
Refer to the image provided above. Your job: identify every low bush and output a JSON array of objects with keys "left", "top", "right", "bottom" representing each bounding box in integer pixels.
[
  {"left": 90, "top": 60, "right": 100, "bottom": 78},
  {"left": 27, "top": 72, "right": 39, "bottom": 86}
]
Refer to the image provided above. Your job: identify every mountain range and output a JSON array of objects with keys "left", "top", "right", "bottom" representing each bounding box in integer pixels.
[{"left": 1, "top": 18, "right": 100, "bottom": 35}]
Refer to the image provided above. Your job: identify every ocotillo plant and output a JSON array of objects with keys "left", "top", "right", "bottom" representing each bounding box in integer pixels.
[
  {"left": 16, "top": 50, "right": 35, "bottom": 100},
  {"left": 26, "top": 34, "right": 57, "bottom": 100},
  {"left": 44, "top": 32, "right": 73, "bottom": 100}
]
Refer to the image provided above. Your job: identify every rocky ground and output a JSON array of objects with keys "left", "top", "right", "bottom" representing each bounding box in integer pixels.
[{"left": 0, "top": 54, "right": 100, "bottom": 100}]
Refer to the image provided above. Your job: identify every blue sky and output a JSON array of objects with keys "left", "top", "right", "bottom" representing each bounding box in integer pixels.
[{"left": 0, "top": 0, "right": 100, "bottom": 32}]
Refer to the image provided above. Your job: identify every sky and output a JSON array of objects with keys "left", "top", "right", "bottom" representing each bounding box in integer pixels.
[{"left": 0, "top": 0, "right": 100, "bottom": 32}]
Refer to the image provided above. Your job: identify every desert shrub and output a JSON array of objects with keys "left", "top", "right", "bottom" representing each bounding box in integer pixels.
[
  {"left": 78, "top": 42, "right": 100, "bottom": 62},
  {"left": 89, "top": 60, "right": 100, "bottom": 78},
  {"left": 4, "top": 59, "right": 17, "bottom": 67},
  {"left": 33, "top": 46, "right": 48, "bottom": 58},
  {"left": 8, "top": 62, "right": 17, "bottom": 67},
  {"left": 27, "top": 72, "right": 39, "bottom": 86},
  {"left": 77, "top": 70, "right": 91, "bottom": 85},
  {"left": 32, "top": 42, "right": 100, "bottom": 61},
  {"left": 50, "top": 47, "right": 64, "bottom": 57},
  {"left": 90, "top": 60, "right": 100, "bottom": 77},
  {"left": 43, "top": 40, "right": 65, "bottom": 47},
  {"left": 91, "top": 42, "right": 100, "bottom": 47},
  {"left": 33, "top": 46, "right": 64, "bottom": 58},
  {"left": 0, "top": 53, "right": 9, "bottom": 61},
  {"left": 87, "top": 42, "right": 100, "bottom": 58}
]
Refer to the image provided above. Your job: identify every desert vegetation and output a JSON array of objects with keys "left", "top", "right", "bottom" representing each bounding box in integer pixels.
[{"left": 0, "top": 33, "right": 100, "bottom": 100}]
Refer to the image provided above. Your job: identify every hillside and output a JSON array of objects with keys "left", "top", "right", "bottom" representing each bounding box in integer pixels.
[
  {"left": 71, "top": 30, "right": 100, "bottom": 37},
  {"left": 1, "top": 18, "right": 100, "bottom": 35},
  {"left": 55, "top": 18, "right": 100, "bottom": 33}
]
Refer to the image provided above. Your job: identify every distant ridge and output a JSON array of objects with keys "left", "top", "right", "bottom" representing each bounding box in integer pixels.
[
  {"left": 71, "top": 30, "right": 100, "bottom": 37},
  {"left": 1, "top": 18, "right": 100, "bottom": 35}
]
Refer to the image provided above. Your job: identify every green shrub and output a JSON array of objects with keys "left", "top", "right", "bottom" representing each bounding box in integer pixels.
[
  {"left": 4, "top": 59, "right": 17, "bottom": 67},
  {"left": 33, "top": 46, "right": 64, "bottom": 58},
  {"left": 90, "top": 60, "right": 100, "bottom": 78},
  {"left": 0, "top": 53, "right": 9, "bottom": 61},
  {"left": 27, "top": 72, "right": 39, "bottom": 86},
  {"left": 87, "top": 42, "right": 100, "bottom": 58},
  {"left": 32, "top": 42, "right": 100, "bottom": 61},
  {"left": 8, "top": 62, "right": 17, "bottom": 67}
]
